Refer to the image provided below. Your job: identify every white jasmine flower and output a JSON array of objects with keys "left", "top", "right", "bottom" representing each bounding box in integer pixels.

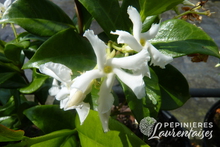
[
  {"left": 70, "top": 30, "right": 148, "bottom": 132},
  {"left": 111, "top": 6, "right": 173, "bottom": 74},
  {"left": 0, "top": 0, "right": 11, "bottom": 18},
  {"left": 39, "top": 62, "right": 90, "bottom": 125}
]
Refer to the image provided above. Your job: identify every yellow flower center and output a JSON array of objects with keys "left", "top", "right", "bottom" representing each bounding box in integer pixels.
[
  {"left": 140, "top": 38, "right": 146, "bottom": 46},
  {"left": 103, "top": 66, "right": 112, "bottom": 74}
]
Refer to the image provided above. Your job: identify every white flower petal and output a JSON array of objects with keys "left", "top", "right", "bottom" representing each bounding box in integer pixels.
[
  {"left": 39, "top": 62, "right": 72, "bottom": 83},
  {"left": 71, "top": 69, "right": 103, "bottom": 93},
  {"left": 55, "top": 87, "right": 70, "bottom": 100},
  {"left": 98, "top": 73, "right": 115, "bottom": 114},
  {"left": 76, "top": 102, "right": 90, "bottom": 125},
  {"left": 147, "top": 42, "right": 173, "bottom": 68},
  {"left": 60, "top": 96, "right": 70, "bottom": 109},
  {"left": 108, "top": 49, "right": 150, "bottom": 72},
  {"left": 83, "top": 30, "right": 107, "bottom": 70},
  {"left": 127, "top": 6, "right": 142, "bottom": 41},
  {"left": 98, "top": 109, "right": 111, "bottom": 132},
  {"left": 4, "top": 0, "right": 11, "bottom": 8},
  {"left": 48, "top": 79, "right": 60, "bottom": 96},
  {"left": 141, "top": 23, "right": 160, "bottom": 40},
  {"left": 111, "top": 30, "right": 142, "bottom": 52},
  {"left": 66, "top": 88, "right": 86, "bottom": 107},
  {"left": 114, "top": 68, "right": 146, "bottom": 99},
  {"left": 49, "top": 86, "right": 60, "bottom": 96}
]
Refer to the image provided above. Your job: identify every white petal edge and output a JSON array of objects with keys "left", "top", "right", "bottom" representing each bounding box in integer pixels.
[
  {"left": 127, "top": 6, "right": 142, "bottom": 42},
  {"left": 39, "top": 62, "right": 72, "bottom": 83},
  {"left": 98, "top": 73, "right": 115, "bottom": 114},
  {"left": 75, "top": 102, "right": 90, "bottom": 125},
  {"left": 55, "top": 87, "right": 70, "bottom": 100},
  {"left": 114, "top": 68, "right": 146, "bottom": 99},
  {"left": 83, "top": 30, "right": 107, "bottom": 70},
  {"left": 71, "top": 69, "right": 103, "bottom": 93},
  {"left": 98, "top": 108, "right": 111, "bottom": 132},
  {"left": 4, "top": 0, "right": 11, "bottom": 8},
  {"left": 147, "top": 42, "right": 173, "bottom": 68},
  {"left": 108, "top": 49, "right": 150, "bottom": 71},
  {"left": 111, "top": 30, "right": 142, "bottom": 52},
  {"left": 141, "top": 23, "right": 160, "bottom": 40}
]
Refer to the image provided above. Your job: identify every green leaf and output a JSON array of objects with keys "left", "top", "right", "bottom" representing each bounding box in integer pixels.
[
  {"left": 24, "top": 105, "right": 76, "bottom": 134},
  {"left": 1, "top": 0, "right": 75, "bottom": 36},
  {"left": 0, "top": 62, "right": 27, "bottom": 88},
  {"left": 34, "top": 78, "right": 52, "bottom": 105},
  {"left": 0, "top": 72, "right": 27, "bottom": 88},
  {"left": 0, "top": 97, "right": 15, "bottom": 116},
  {"left": 30, "top": 130, "right": 78, "bottom": 147},
  {"left": 4, "top": 41, "right": 30, "bottom": 65},
  {"left": 0, "top": 41, "right": 11, "bottom": 63},
  {"left": 79, "top": 0, "right": 130, "bottom": 40},
  {"left": 19, "top": 69, "right": 49, "bottom": 94},
  {"left": 151, "top": 19, "right": 220, "bottom": 58},
  {"left": 74, "top": 0, "right": 93, "bottom": 33},
  {"left": 0, "top": 124, "right": 24, "bottom": 142},
  {"left": 6, "top": 129, "right": 78, "bottom": 147},
  {"left": 151, "top": 64, "right": 190, "bottom": 110},
  {"left": 0, "top": 115, "right": 18, "bottom": 129},
  {"left": 76, "top": 110, "right": 149, "bottom": 147},
  {"left": 23, "top": 28, "right": 95, "bottom": 75},
  {"left": 0, "top": 89, "right": 12, "bottom": 105},
  {"left": 120, "top": 69, "right": 161, "bottom": 123},
  {"left": 142, "top": 15, "right": 160, "bottom": 33},
  {"left": 139, "top": 0, "right": 183, "bottom": 21}
]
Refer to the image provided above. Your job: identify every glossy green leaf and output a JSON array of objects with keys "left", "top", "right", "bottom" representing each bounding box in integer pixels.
[
  {"left": 79, "top": 0, "right": 130, "bottom": 40},
  {"left": 20, "top": 69, "right": 49, "bottom": 94},
  {"left": 142, "top": 15, "right": 160, "bottom": 32},
  {"left": 4, "top": 41, "right": 30, "bottom": 65},
  {"left": 0, "top": 89, "right": 12, "bottom": 105},
  {"left": 0, "top": 41, "right": 11, "bottom": 63},
  {"left": 0, "top": 97, "right": 15, "bottom": 116},
  {"left": 31, "top": 130, "right": 78, "bottom": 147},
  {"left": 0, "top": 62, "right": 27, "bottom": 88},
  {"left": 6, "top": 129, "right": 78, "bottom": 147},
  {"left": 151, "top": 19, "right": 220, "bottom": 58},
  {"left": 120, "top": 69, "right": 161, "bottom": 123},
  {"left": 0, "top": 72, "right": 27, "bottom": 88},
  {"left": 34, "top": 78, "right": 52, "bottom": 105},
  {"left": 23, "top": 28, "right": 95, "bottom": 76},
  {"left": 139, "top": 0, "right": 183, "bottom": 21},
  {"left": 0, "top": 115, "right": 18, "bottom": 129},
  {"left": 1, "top": 0, "right": 75, "bottom": 36},
  {"left": 76, "top": 110, "right": 149, "bottom": 147},
  {"left": 0, "top": 124, "right": 24, "bottom": 142},
  {"left": 151, "top": 64, "right": 190, "bottom": 110},
  {"left": 24, "top": 105, "right": 76, "bottom": 134}
]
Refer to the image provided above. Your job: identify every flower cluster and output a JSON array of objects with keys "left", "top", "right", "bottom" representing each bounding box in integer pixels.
[
  {"left": 39, "top": 6, "right": 173, "bottom": 132},
  {"left": 0, "top": 0, "right": 11, "bottom": 18}
]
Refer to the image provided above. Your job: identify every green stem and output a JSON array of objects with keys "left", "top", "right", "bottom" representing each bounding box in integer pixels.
[
  {"left": 74, "top": 0, "right": 83, "bottom": 35},
  {"left": 11, "top": 23, "right": 18, "bottom": 42},
  {"left": 173, "top": 10, "right": 209, "bottom": 19}
]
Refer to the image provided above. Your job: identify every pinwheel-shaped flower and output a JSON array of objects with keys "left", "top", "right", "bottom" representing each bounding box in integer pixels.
[
  {"left": 0, "top": 0, "right": 11, "bottom": 18},
  {"left": 111, "top": 6, "right": 173, "bottom": 77},
  {"left": 70, "top": 30, "right": 148, "bottom": 132},
  {"left": 39, "top": 62, "right": 90, "bottom": 125}
]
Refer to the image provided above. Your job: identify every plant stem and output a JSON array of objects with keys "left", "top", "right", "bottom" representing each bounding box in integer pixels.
[
  {"left": 74, "top": 0, "right": 83, "bottom": 35},
  {"left": 173, "top": 10, "right": 210, "bottom": 19},
  {"left": 11, "top": 23, "right": 18, "bottom": 42}
]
